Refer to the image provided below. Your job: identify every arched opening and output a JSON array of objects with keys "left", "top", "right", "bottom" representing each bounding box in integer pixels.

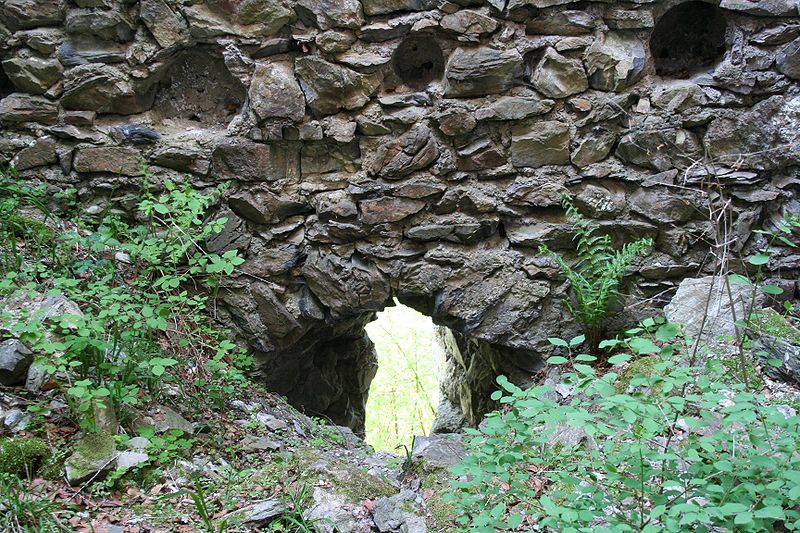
[
  {"left": 650, "top": 1, "right": 727, "bottom": 78},
  {"left": 151, "top": 51, "right": 246, "bottom": 128},
  {"left": 364, "top": 301, "right": 443, "bottom": 452},
  {"left": 0, "top": 65, "right": 16, "bottom": 101},
  {"left": 392, "top": 34, "right": 445, "bottom": 90}
]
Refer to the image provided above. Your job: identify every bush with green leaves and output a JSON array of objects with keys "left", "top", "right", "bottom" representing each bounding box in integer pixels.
[
  {"left": 539, "top": 195, "right": 653, "bottom": 353},
  {"left": 450, "top": 320, "right": 800, "bottom": 532},
  {"left": 0, "top": 166, "right": 251, "bottom": 430}
]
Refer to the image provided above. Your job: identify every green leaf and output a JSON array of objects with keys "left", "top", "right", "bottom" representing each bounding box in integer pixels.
[
  {"left": 754, "top": 506, "right": 784, "bottom": 519},
  {"left": 720, "top": 503, "right": 749, "bottom": 515},
  {"left": 547, "top": 356, "right": 569, "bottom": 365},
  {"left": 748, "top": 254, "right": 769, "bottom": 266},
  {"left": 569, "top": 335, "right": 585, "bottom": 347},
  {"left": 628, "top": 337, "right": 660, "bottom": 355},
  {"left": 548, "top": 338, "right": 568, "bottom": 347},
  {"left": 608, "top": 353, "right": 631, "bottom": 365},
  {"left": 152, "top": 365, "right": 165, "bottom": 377},
  {"left": 655, "top": 323, "right": 679, "bottom": 342},
  {"left": 734, "top": 512, "right": 753, "bottom": 525},
  {"left": 575, "top": 354, "right": 596, "bottom": 362},
  {"left": 729, "top": 273, "right": 751, "bottom": 285},
  {"left": 760, "top": 284, "right": 784, "bottom": 295}
]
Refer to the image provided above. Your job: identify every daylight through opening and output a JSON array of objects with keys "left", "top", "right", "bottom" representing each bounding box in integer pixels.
[{"left": 364, "top": 301, "right": 443, "bottom": 452}]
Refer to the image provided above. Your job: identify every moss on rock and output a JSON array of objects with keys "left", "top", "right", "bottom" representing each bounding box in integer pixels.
[
  {"left": 0, "top": 437, "right": 48, "bottom": 477},
  {"left": 615, "top": 356, "right": 660, "bottom": 393},
  {"left": 64, "top": 432, "right": 117, "bottom": 486}
]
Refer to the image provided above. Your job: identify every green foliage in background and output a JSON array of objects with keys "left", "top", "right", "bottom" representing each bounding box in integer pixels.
[
  {"left": 450, "top": 321, "right": 800, "bottom": 532},
  {"left": 539, "top": 195, "right": 653, "bottom": 353},
  {"left": 0, "top": 165, "right": 250, "bottom": 431},
  {"left": 364, "top": 302, "right": 441, "bottom": 452}
]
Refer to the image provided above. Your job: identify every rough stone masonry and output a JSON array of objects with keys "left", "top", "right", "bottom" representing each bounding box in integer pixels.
[{"left": 0, "top": 0, "right": 799, "bottom": 433}]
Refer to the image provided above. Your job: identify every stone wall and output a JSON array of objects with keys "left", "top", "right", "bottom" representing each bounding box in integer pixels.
[{"left": 1, "top": 0, "right": 799, "bottom": 433}]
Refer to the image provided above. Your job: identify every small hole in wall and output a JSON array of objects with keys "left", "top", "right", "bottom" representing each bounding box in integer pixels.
[
  {"left": 650, "top": 1, "right": 727, "bottom": 78},
  {"left": 0, "top": 66, "right": 15, "bottom": 100},
  {"left": 364, "top": 301, "right": 443, "bottom": 452},
  {"left": 392, "top": 35, "right": 445, "bottom": 90}
]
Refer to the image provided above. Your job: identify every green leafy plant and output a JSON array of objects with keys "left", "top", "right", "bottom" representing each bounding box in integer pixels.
[
  {"left": 0, "top": 166, "right": 252, "bottom": 430},
  {"left": 449, "top": 323, "right": 800, "bottom": 532},
  {"left": 539, "top": 195, "right": 653, "bottom": 353}
]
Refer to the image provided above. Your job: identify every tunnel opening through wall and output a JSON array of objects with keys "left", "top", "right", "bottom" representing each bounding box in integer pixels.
[
  {"left": 650, "top": 1, "right": 727, "bottom": 78},
  {"left": 392, "top": 34, "right": 445, "bottom": 90},
  {"left": 151, "top": 51, "right": 246, "bottom": 129},
  {"left": 363, "top": 301, "right": 444, "bottom": 452}
]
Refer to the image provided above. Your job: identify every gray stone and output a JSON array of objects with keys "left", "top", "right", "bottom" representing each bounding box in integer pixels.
[
  {"left": 0, "top": 94, "right": 59, "bottom": 124},
  {"left": 116, "top": 451, "right": 149, "bottom": 469},
  {"left": 0, "top": 339, "right": 33, "bottom": 386},
  {"left": 212, "top": 140, "right": 294, "bottom": 181},
  {"left": 474, "top": 95, "right": 554, "bottom": 121},
  {"left": 65, "top": 8, "right": 135, "bottom": 42},
  {"left": 664, "top": 276, "right": 754, "bottom": 344},
  {"left": 440, "top": 10, "right": 498, "bottom": 37},
  {"left": 719, "top": 0, "right": 799, "bottom": 16},
  {"left": 242, "top": 499, "right": 286, "bottom": 526},
  {"left": 777, "top": 37, "right": 800, "bottom": 79},
  {"left": 139, "top": 0, "right": 190, "bottom": 48},
  {"left": 73, "top": 146, "right": 141, "bottom": 176},
  {"left": 617, "top": 125, "right": 703, "bottom": 172},
  {"left": 295, "top": 57, "right": 379, "bottom": 116},
  {"left": 526, "top": 10, "right": 596, "bottom": 35},
  {"left": 571, "top": 129, "right": 616, "bottom": 168},
  {"left": 241, "top": 435, "right": 282, "bottom": 451},
  {"left": 3, "top": 409, "right": 32, "bottom": 433},
  {"left": 153, "top": 405, "right": 194, "bottom": 435},
  {"left": 359, "top": 197, "right": 426, "bottom": 224},
  {"left": 0, "top": 0, "right": 64, "bottom": 31},
  {"left": 109, "top": 124, "right": 160, "bottom": 145},
  {"left": 236, "top": 0, "right": 295, "bottom": 32},
  {"left": 61, "top": 64, "right": 153, "bottom": 114},
  {"left": 372, "top": 490, "right": 427, "bottom": 533},
  {"left": 532, "top": 48, "right": 588, "bottom": 99},
  {"left": 13, "top": 137, "right": 58, "bottom": 170},
  {"left": 583, "top": 32, "right": 646, "bottom": 92},
  {"left": 573, "top": 184, "right": 625, "bottom": 218},
  {"left": 1, "top": 53, "right": 62, "bottom": 95},
  {"left": 297, "top": 0, "right": 364, "bottom": 30},
  {"left": 250, "top": 62, "right": 305, "bottom": 122},
  {"left": 361, "top": 0, "right": 439, "bottom": 16},
  {"left": 651, "top": 81, "right": 707, "bottom": 112},
  {"left": 127, "top": 437, "right": 150, "bottom": 451},
  {"left": 411, "top": 434, "right": 466, "bottom": 466},
  {"left": 751, "top": 317, "right": 800, "bottom": 386},
  {"left": 371, "top": 125, "right": 439, "bottom": 178},
  {"left": 510, "top": 121, "right": 570, "bottom": 168},
  {"left": 444, "top": 47, "right": 523, "bottom": 97},
  {"left": 629, "top": 188, "right": 701, "bottom": 224},
  {"left": 24, "top": 360, "right": 48, "bottom": 392},
  {"left": 229, "top": 189, "right": 310, "bottom": 224}
]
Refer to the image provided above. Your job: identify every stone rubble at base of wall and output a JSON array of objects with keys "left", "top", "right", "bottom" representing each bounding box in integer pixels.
[{"left": 0, "top": 0, "right": 799, "bottom": 432}]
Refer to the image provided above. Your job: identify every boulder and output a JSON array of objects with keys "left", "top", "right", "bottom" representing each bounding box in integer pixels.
[
  {"left": 370, "top": 125, "right": 439, "bottom": 178},
  {"left": 0, "top": 340, "right": 33, "bottom": 386},
  {"left": 526, "top": 10, "right": 596, "bottom": 35},
  {"left": 0, "top": 0, "right": 64, "bottom": 31},
  {"left": 359, "top": 197, "right": 426, "bottom": 224},
  {"left": 296, "top": 0, "right": 364, "bottom": 30},
  {"left": 474, "top": 95, "right": 554, "bottom": 121},
  {"left": 444, "top": 47, "right": 523, "bottom": 97},
  {"left": 719, "top": 0, "right": 799, "bottom": 16},
  {"left": 360, "top": 0, "right": 439, "bottom": 16},
  {"left": 440, "top": 10, "right": 498, "bottom": 37},
  {"left": 510, "top": 121, "right": 570, "bottom": 168},
  {"left": 371, "top": 490, "right": 427, "bottom": 533},
  {"left": 664, "top": 276, "right": 754, "bottom": 344},
  {"left": 411, "top": 434, "right": 466, "bottom": 467},
  {"left": 532, "top": 48, "right": 588, "bottom": 99}
]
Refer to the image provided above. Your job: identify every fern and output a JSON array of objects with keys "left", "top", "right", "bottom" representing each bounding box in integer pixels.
[{"left": 539, "top": 195, "right": 653, "bottom": 353}]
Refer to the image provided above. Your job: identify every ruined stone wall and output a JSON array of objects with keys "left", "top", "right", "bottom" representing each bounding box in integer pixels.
[{"left": 1, "top": 0, "right": 799, "bottom": 433}]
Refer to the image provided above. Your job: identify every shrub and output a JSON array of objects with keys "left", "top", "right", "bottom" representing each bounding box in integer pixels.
[
  {"left": 450, "top": 322, "right": 800, "bottom": 532},
  {"left": 539, "top": 195, "right": 652, "bottom": 353},
  {"left": 0, "top": 167, "right": 251, "bottom": 430},
  {"left": 0, "top": 437, "right": 48, "bottom": 478}
]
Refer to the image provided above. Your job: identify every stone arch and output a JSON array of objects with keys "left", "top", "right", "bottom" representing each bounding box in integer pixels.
[
  {"left": 650, "top": 1, "right": 728, "bottom": 78},
  {"left": 218, "top": 241, "right": 562, "bottom": 435}
]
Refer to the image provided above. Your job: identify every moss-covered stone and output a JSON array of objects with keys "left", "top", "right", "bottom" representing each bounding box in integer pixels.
[
  {"left": 615, "top": 356, "right": 660, "bottom": 393},
  {"left": 750, "top": 308, "right": 800, "bottom": 344},
  {"left": 412, "top": 461, "right": 457, "bottom": 529},
  {"left": 0, "top": 437, "right": 48, "bottom": 477},
  {"left": 64, "top": 432, "right": 117, "bottom": 486}
]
